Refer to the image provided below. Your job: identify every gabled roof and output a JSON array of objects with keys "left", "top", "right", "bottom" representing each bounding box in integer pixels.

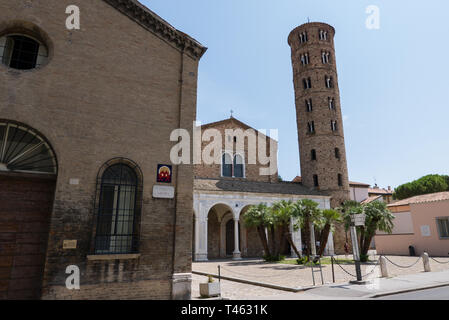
[
  {"left": 361, "top": 195, "right": 382, "bottom": 205},
  {"left": 199, "top": 117, "right": 277, "bottom": 142},
  {"left": 369, "top": 188, "right": 393, "bottom": 195},
  {"left": 102, "top": 0, "right": 207, "bottom": 60},
  {"left": 388, "top": 191, "right": 449, "bottom": 207}
]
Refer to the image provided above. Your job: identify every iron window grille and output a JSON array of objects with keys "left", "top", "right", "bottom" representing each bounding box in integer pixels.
[
  {"left": 0, "top": 35, "right": 48, "bottom": 70},
  {"left": 92, "top": 159, "right": 143, "bottom": 255},
  {"left": 0, "top": 120, "right": 57, "bottom": 175}
]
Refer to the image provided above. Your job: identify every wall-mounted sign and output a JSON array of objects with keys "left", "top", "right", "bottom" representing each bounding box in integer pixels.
[
  {"left": 157, "top": 164, "right": 172, "bottom": 183},
  {"left": 63, "top": 240, "right": 77, "bottom": 249},
  {"left": 420, "top": 225, "right": 431, "bottom": 237},
  {"left": 153, "top": 185, "right": 175, "bottom": 199}
]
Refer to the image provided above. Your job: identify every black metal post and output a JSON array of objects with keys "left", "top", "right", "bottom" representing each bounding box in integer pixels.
[{"left": 331, "top": 256, "right": 335, "bottom": 283}]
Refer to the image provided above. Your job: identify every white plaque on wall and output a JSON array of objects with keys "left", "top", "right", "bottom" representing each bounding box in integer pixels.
[
  {"left": 420, "top": 225, "right": 431, "bottom": 237},
  {"left": 153, "top": 185, "right": 175, "bottom": 199}
]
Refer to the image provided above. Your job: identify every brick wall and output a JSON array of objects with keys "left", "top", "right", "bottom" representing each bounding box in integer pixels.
[{"left": 0, "top": 0, "right": 203, "bottom": 299}]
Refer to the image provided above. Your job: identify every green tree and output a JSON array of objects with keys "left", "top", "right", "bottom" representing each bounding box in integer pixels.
[
  {"left": 291, "top": 199, "right": 322, "bottom": 258},
  {"left": 243, "top": 203, "right": 272, "bottom": 257},
  {"left": 359, "top": 201, "right": 394, "bottom": 258},
  {"left": 271, "top": 200, "right": 302, "bottom": 258},
  {"left": 339, "top": 201, "right": 394, "bottom": 262},
  {"left": 316, "top": 209, "right": 342, "bottom": 257},
  {"left": 394, "top": 174, "right": 449, "bottom": 200}
]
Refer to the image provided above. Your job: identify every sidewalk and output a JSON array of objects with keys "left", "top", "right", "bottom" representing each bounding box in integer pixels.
[{"left": 249, "top": 269, "right": 449, "bottom": 300}]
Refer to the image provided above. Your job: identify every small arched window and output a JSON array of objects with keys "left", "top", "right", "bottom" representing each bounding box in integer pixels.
[
  {"left": 222, "top": 153, "right": 232, "bottom": 177},
  {"left": 0, "top": 34, "right": 48, "bottom": 70},
  {"left": 234, "top": 154, "right": 244, "bottom": 178},
  {"left": 94, "top": 162, "right": 141, "bottom": 254}
]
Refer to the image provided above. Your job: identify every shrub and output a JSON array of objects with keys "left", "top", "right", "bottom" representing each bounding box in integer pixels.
[{"left": 263, "top": 254, "right": 285, "bottom": 262}]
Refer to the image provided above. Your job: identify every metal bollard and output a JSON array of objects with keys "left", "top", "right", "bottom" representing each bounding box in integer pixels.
[
  {"left": 379, "top": 256, "right": 389, "bottom": 278},
  {"left": 422, "top": 252, "right": 431, "bottom": 272}
]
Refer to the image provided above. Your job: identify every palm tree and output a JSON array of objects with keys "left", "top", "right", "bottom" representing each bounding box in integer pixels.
[
  {"left": 271, "top": 200, "right": 302, "bottom": 258},
  {"left": 339, "top": 200, "right": 394, "bottom": 261},
  {"left": 317, "top": 209, "right": 342, "bottom": 257},
  {"left": 243, "top": 203, "right": 272, "bottom": 256},
  {"left": 291, "top": 199, "right": 321, "bottom": 258},
  {"left": 359, "top": 201, "right": 394, "bottom": 257}
]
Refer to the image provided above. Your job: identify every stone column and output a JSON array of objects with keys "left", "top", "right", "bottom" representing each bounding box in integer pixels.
[
  {"left": 233, "top": 218, "right": 242, "bottom": 260},
  {"left": 194, "top": 205, "right": 208, "bottom": 261}
]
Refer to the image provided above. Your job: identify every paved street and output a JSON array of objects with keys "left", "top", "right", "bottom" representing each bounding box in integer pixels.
[
  {"left": 378, "top": 286, "right": 449, "bottom": 300},
  {"left": 192, "top": 255, "right": 449, "bottom": 300}
]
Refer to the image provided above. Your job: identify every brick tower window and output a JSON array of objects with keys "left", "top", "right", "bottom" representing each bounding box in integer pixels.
[
  {"left": 303, "top": 77, "right": 312, "bottom": 90},
  {"left": 313, "top": 175, "right": 319, "bottom": 187},
  {"left": 325, "top": 76, "right": 334, "bottom": 88},
  {"left": 319, "top": 30, "right": 328, "bottom": 41},
  {"left": 329, "top": 97, "right": 335, "bottom": 110},
  {"left": 331, "top": 120, "right": 338, "bottom": 132},
  {"left": 338, "top": 174, "right": 343, "bottom": 187},
  {"left": 301, "top": 53, "right": 310, "bottom": 65},
  {"left": 311, "top": 149, "right": 317, "bottom": 161},
  {"left": 299, "top": 31, "right": 308, "bottom": 44},
  {"left": 305, "top": 99, "right": 313, "bottom": 112},
  {"left": 322, "top": 51, "right": 331, "bottom": 64},
  {"left": 307, "top": 121, "right": 315, "bottom": 134},
  {"left": 335, "top": 148, "right": 341, "bottom": 159}
]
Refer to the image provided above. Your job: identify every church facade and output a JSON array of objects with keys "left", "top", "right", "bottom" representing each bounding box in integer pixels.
[{"left": 192, "top": 117, "right": 334, "bottom": 261}]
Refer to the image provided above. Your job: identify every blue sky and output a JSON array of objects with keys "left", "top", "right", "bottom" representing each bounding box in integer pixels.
[{"left": 142, "top": 0, "right": 449, "bottom": 189}]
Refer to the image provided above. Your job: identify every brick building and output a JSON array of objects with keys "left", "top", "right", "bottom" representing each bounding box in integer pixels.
[{"left": 0, "top": 0, "right": 205, "bottom": 300}]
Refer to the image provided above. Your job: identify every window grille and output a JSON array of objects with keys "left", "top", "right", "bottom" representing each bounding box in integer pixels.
[
  {"left": 0, "top": 121, "right": 57, "bottom": 174},
  {"left": 93, "top": 159, "right": 142, "bottom": 255}
]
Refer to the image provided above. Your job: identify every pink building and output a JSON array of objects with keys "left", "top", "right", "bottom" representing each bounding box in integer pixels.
[{"left": 375, "top": 192, "right": 449, "bottom": 257}]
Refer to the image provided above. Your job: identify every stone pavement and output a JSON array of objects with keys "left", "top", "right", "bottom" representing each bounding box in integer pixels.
[
  {"left": 253, "top": 269, "right": 449, "bottom": 300},
  {"left": 191, "top": 255, "right": 449, "bottom": 300}
]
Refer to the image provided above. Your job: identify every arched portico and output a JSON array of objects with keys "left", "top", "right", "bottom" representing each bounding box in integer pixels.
[{"left": 193, "top": 189, "right": 333, "bottom": 262}]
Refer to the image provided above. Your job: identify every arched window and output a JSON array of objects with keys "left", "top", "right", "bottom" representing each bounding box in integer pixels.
[
  {"left": 0, "top": 34, "right": 48, "bottom": 70},
  {"left": 222, "top": 153, "right": 232, "bottom": 177},
  {"left": 0, "top": 121, "right": 57, "bottom": 174},
  {"left": 234, "top": 154, "right": 244, "bottom": 178},
  {"left": 94, "top": 161, "right": 142, "bottom": 254}
]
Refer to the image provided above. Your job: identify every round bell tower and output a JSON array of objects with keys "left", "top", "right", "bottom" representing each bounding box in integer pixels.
[{"left": 288, "top": 22, "right": 350, "bottom": 208}]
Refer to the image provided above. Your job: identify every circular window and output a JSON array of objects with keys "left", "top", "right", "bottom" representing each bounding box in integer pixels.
[{"left": 0, "top": 34, "right": 48, "bottom": 70}]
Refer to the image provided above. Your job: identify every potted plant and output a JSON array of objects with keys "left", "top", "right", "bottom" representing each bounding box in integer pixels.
[{"left": 199, "top": 275, "right": 220, "bottom": 298}]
